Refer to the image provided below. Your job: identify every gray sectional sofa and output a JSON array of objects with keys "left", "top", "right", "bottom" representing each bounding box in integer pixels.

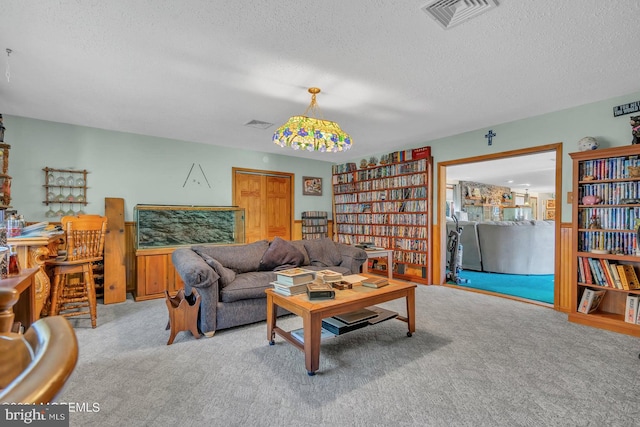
[
  {"left": 172, "top": 237, "right": 367, "bottom": 336},
  {"left": 446, "top": 220, "right": 555, "bottom": 275}
]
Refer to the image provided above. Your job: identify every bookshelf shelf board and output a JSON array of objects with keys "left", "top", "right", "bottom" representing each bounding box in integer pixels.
[
  {"left": 577, "top": 283, "right": 640, "bottom": 294},
  {"left": 577, "top": 251, "right": 640, "bottom": 261}
]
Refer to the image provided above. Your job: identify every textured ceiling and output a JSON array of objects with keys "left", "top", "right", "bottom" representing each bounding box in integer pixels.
[{"left": 0, "top": 0, "right": 639, "bottom": 168}]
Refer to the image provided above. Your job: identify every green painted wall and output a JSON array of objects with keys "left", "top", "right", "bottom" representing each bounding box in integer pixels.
[
  {"left": 5, "top": 90, "right": 640, "bottom": 223},
  {"left": 352, "top": 90, "right": 640, "bottom": 223},
  {"left": 4, "top": 116, "right": 335, "bottom": 222}
]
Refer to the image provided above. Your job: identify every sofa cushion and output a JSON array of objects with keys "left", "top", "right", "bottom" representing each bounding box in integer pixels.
[
  {"left": 192, "top": 240, "right": 269, "bottom": 273},
  {"left": 220, "top": 271, "right": 278, "bottom": 303},
  {"left": 303, "top": 237, "right": 342, "bottom": 267},
  {"left": 289, "top": 240, "right": 310, "bottom": 266},
  {"left": 258, "top": 237, "right": 305, "bottom": 271},
  {"left": 198, "top": 253, "right": 236, "bottom": 287}
]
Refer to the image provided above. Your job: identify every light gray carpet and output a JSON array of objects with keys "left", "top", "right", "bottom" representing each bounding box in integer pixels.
[{"left": 58, "top": 285, "right": 640, "bottom": 427}]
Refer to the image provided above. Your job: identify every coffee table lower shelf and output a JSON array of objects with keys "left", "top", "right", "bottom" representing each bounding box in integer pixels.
[{"left": 266, "top": 278, "right": 416, "bottom": 375}]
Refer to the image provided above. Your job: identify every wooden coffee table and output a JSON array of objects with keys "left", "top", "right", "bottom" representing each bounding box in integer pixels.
[{"left": 266, "top": 276, "right": 416, "bottom": 375}]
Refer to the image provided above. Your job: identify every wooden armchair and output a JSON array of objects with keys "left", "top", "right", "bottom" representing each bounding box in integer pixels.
[{"left": 0, "top": 315, "right": 78, "bottom": 403}]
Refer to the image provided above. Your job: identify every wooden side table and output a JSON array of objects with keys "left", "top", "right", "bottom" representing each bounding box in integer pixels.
[
  {"left": 0, "top": 268, "right": 38, "bottom": 330},
  {"left": 361, "top": 249, "right": 394, "bottom": 280}
]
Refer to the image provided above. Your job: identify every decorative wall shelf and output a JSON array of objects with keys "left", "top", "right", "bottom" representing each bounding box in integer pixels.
[{"left": 42, "top": 167, "right": 88, "bottom": 217}]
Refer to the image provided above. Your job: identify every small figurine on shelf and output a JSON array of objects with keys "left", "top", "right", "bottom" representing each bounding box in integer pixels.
[
  {"left": 380, "top": 154, "right": 389, "bottom": 165},
  {"left": 631, "top": 115, "right": 640, "bottom": 145},
  {"left": 588, "top": 214, "right": 601, "bottom": 229},
  {"left": 368, "top": 156, "right": 378, "bottom": 167},
  {"left": 360, "top": 159, "right": 368, "bottom": 169},
  {"left": 1, "top": 178, "right": 10, "bottom": 206},
  {"left": 577, "top": 136, "right": 599, "bottom": 151}
]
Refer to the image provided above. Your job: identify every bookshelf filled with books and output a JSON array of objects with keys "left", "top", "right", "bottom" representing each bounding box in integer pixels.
[
  {"left": 301, "top": 211, "right": 329, "bottom": 240},
  {"left": 332, "top": 146, "right": 432, "bottom": 284},
  {"left": 570, "top": 145, "right": 640, "bottom": 336}
]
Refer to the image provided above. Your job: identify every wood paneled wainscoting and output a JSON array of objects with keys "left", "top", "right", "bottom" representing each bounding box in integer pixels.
[{"left": 557, "top": 222, "right": 573, "bottom": 312}]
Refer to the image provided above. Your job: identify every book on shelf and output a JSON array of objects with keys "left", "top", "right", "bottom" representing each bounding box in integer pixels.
[
  {"left": 577, "top": 288, "right": 607, "bottom": 314},
  {"left": 616, "top": 265, "right": 631, "bottom": 290},
  {"left": 625, "top": 294, "right": 640, "bottom": 324},
  {"left": 580, "top": 257, "right": 593, "bottom": 284},
  {"left": 586, "top": 258, "right": 606, "bottom": 287},
  {"left": 607, "top": 261, "right": 623, "bottom": 289},
  {"left": 275, "top": 268, "right": 315, "bottom": 286},
  {"left": 315, "top": 269, "right": 343, "bottom": 283},
  {"left": 362, "top": 277, "right": 389, "bottom": 288},
  {"left": 321, "top": 316, "right": 370, "bottom": 335},
  {"left": 290, "top": 327, "right": 336, "bottom": 343},
  {"left": 577, "top": 256, "right": 586, "bottom": 284},
  {"left": 621, "top": 264, "right": 640, "bottom": 289},
  {"left": 333, "top": 308, "right": 378, "bottom": 325},
  {"left": 306, "top": 282, "right": 335, "bottom": 300},
  {"left": 271, "top": 281, "right": 308, "bottom": 296},
  {"left": 599, "top": 259, "right": 616, "bottom": 288}
]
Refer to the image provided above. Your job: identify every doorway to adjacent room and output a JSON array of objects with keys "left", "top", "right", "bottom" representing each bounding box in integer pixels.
[{"left": 438, "top": 143, "right": 562, "bottom": 306}]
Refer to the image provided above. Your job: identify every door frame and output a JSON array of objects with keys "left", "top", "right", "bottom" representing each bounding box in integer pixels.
[
  {"left": 232, "top": 167, "right": 295, "bottom": 241},
  {"left": 436, "top": 142, "right": 563, "bottom": 304}
]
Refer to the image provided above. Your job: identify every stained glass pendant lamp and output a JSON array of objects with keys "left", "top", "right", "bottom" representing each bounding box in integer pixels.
[{"left": 272, "top": 87, "right": 352, "bottom": 152}]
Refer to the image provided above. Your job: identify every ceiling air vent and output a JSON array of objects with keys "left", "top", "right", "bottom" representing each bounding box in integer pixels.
[
  {"left": 244, "top": 119, "right": 273, "bottom": 130},
  {"left": 422, "top": 0, "right": 499, "bottom": 30}
]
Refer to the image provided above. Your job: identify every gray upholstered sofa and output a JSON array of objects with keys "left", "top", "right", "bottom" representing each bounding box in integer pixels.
[
  {"left": 446, "top": 220, "right": 555, "bottom": 275},
  {"left": 172, "top": 237, "right": 367, "bottom": 336}
]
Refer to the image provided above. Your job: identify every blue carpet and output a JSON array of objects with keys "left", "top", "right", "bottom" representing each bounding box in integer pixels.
[{"left": 451, "top": 270, "right": 554, "bottom": 304}]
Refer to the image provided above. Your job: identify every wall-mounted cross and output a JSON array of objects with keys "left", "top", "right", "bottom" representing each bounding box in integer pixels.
[{"left": 485, "top": 129, "right": 496, "bottom": 146}]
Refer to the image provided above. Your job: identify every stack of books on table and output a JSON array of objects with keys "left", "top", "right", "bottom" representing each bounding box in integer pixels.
[
  {"left": 315, "top": 269, "right": 343, "bottom": 283},
  {"left": 271, "top": 268, "right": 316, "bottom": 296}
]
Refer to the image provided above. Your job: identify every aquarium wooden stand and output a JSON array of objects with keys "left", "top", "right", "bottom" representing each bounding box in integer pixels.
[{"left": 135, "top": 247, "right": 184, "bottom": 301}]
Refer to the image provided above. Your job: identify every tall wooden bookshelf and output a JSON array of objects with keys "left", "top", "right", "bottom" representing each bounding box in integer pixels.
[
  {"left": 569, "top": 145, "right": 640, "bottom": 337},
  {"left": 332, "top": 147, "right": 432, "bottom": 284}
]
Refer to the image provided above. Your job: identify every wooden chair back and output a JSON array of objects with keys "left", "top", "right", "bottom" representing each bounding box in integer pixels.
[
  {"left": 61, "top": 215, "right": 107, "bottom": 262},
  {"left": 0, "top": 316, "right": 78, "bottom": 403}
]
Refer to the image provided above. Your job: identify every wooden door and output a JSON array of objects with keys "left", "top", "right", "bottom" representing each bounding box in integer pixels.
[
  {"left": 265, "top": 176, "right": 291, "bottom": 240},
  {"left": 233, "top": 169, "right": 293, "bottom": 243}
]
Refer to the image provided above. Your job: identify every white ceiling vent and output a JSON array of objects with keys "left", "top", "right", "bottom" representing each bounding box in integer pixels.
[
  {"left": 422, "top": 0, "right": 499, "bottom": 30},
  {"left": 244, "top": 119, "right": 273, "bottom": 130}
]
